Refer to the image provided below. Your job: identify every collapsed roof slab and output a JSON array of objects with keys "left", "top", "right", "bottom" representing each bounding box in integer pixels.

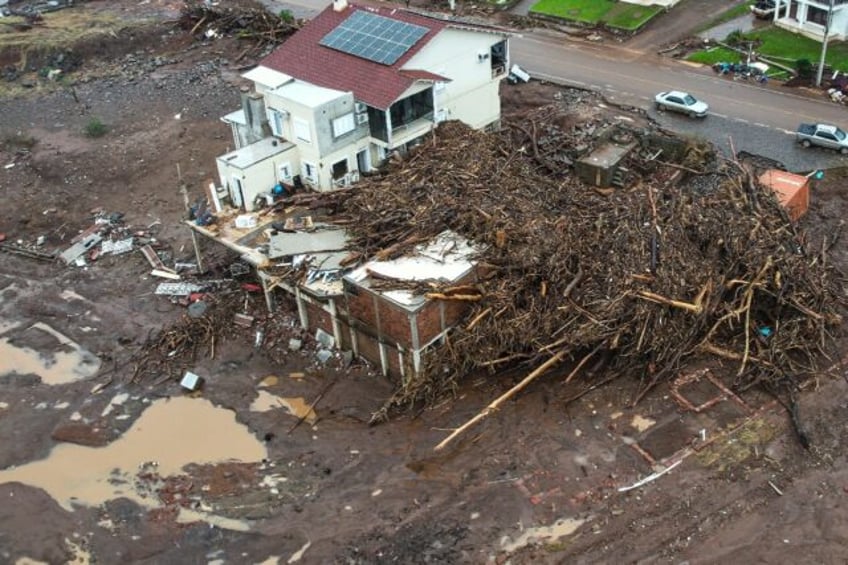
[
  {"left": 345, "top": 230, "right": 482, "bottom": 312},
  {"left": 268, "top": 225, "right": 350, "bottom": 258}
]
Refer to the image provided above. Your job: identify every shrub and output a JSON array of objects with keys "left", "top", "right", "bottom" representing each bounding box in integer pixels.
[
  {"left": 278, "top": 9, "right": 294, "bottom": 24},
  {"left": 84, "top": 117, "right": 108, "bottom": 138},
  {"left": 726, "top": 30, "right": 745, "bottom": 45},
  {"left": 795, "top": 58, "right": 813, "bottom": 78}
]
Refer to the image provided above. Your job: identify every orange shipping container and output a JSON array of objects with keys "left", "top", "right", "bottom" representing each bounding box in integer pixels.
[{"left": 758, "top": 169, "right": 810, "bottom": 221}]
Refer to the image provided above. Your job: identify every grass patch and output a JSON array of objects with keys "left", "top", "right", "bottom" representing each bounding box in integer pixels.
[
  {"left": 530, "top": 0, "right": 616, "bottom": 24},
  {"left": 694, "top": 0, "right": 755, "bottom": 34},
  {"left": 687, "top": 25, "right": 848, "bottom": 73},
  {"left": 696, "top": 417, "right": 777, "bottom": 473},
  {"left": 604, "top": 3, "right": 663, "bottom": 30},
  {"left": 0, "top": 10, "right": 130, "bottom": 52},
  {"left": 84, "top": 117, "right": 108, "bottom": 138},
  {"left": 746, "top": 26, "right": 848, "bottom": 71},
  {"left": 687, "top": 46, "right": 742, "bottom": 65},
  {"left": 530, "top": 0, "right": 661, "bottom": 30}
]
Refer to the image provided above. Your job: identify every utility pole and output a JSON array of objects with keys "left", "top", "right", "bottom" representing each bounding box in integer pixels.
[{"left": 816, "top": 0, "right": 835, "bottom": 87}]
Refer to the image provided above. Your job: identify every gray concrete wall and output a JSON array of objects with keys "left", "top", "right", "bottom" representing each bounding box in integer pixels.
[{"left": 315, "top": 94, "right": 370, "bottom": 156}]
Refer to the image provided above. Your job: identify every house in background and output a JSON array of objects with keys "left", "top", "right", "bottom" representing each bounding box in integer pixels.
[
  {"left": 773, "top": 0, "right": 848, "bottom": 41},
  {"left": 215, "top": 0, "right": 512, "bottom": 210}
]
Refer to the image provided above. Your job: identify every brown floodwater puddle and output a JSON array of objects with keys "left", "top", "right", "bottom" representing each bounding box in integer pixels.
[
  {"left": 0, "top": 322, "right": 101, "bottom": 385},
  {"left": 0, "top": 396, "right": 266, "bottom": 527},
  {"left": 500, "top": 517, "right": 588, "bottom": 552},
  {"left": 251, "top": 390, "right": 317, "bottom": 423}
]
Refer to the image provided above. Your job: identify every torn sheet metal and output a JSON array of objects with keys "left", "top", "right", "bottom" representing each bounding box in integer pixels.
[
  {"left": 101, "top": 237, "right": 134, "bottom": 255},
  {"left": 60, "top": 233, "right": 102, "bottom": 265},
  {"left": 154, "top": 282, "right": 205, "bottom": 296}
]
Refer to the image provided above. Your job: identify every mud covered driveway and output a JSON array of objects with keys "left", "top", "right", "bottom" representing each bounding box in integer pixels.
[{"left": 2, "top": 1, "right": 848, "bottom": 563}]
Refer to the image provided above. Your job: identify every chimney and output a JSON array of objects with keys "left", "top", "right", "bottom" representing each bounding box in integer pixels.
[
  {"left": 333, "top": 0, "right": 348, "bottom": 12},
  {"left": 241, "top": 92, "right": 270, "bottom": 144}
]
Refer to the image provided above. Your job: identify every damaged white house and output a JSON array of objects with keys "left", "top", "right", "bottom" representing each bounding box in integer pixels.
[{"left": 215, "top": 0, "right": 512, "bottom": 210}]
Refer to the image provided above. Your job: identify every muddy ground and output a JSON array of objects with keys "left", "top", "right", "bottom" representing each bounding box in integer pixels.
[{"left": 1, "top": 1, "right": 848, "bottom": 564}]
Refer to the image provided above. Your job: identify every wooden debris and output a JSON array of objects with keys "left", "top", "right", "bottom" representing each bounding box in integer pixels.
[
  {"left": 318, "top": 117, "right": 842, "bottom": 428},
  {"left": 179, "top": 1, "right": 301, "bottom": 47}
]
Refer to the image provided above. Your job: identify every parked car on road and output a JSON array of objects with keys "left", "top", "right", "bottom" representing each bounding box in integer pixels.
[
  {"left": 796, "top": 123, "right": 848, "bottom": 154},
  {"left": 654, "top": 91, "right": 709, "bottom": 118}
]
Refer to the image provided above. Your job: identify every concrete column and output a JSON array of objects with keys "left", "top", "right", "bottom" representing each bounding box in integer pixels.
[
  {"left": 259, "top": 271, "right": 275, "bottom": 313},
  {"left": 329, "top": 299, "right": 342, "bottom": 348},
  {"left": 190, "top": 229, "right": 204, "bottom": 273},
  {"left": 295, "top": 287, "right": 309, "bottom": 329}
]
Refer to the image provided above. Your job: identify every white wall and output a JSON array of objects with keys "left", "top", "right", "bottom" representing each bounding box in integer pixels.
[
  {"left": 790, "top": 1, "right": 848, "bottom": 39},
  {"left": 216, "top": 151, "right": 301, "bottom": 211},
  {"left": 403, "top": 28, "right": 507, "bottom": 129}
]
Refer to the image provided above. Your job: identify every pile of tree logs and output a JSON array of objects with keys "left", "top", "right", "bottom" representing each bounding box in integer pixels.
[
  {"left": 179, "top": 0, "right": 300, "bottom": 46},
  {"left": 325, "top": 116, "right": 843, "bottom": 436}
]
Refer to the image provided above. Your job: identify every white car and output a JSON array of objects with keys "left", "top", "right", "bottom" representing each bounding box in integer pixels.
[{"left": 654, "top": 91, "right": 709, "bottom": 118}]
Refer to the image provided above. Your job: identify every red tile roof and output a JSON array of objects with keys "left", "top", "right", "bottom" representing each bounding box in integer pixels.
[{"left": 260, "top": 4, "right": 453, "bottom": 110}]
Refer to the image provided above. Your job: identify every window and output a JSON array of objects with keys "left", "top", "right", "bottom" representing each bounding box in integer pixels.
[
  {"left": 278, "top": 162, "right": 292, "bottom": 181},
  {"left": 302, "top": 161, "right": 318, "bottom": 183},
  {"left": 293, "top": 117, "right": 312, "bottom": 143},
  {"left": 331, "top": 158, "right": 349, "bottom": 180},
  {"left": 267, "top": 108, "right": 285, "bottom": 137},
  {"left": 332, "top": 113, "right": 356, "bottom": 138},
  {"left": 808, "top": 6, "right": 829, "bottom": 26}
]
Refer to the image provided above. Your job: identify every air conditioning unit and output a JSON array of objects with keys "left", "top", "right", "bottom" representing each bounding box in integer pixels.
[
  {"left": 477, "top": 51, "right": 489, "bottom": 62},
  {"left": 354, "top": 102, "right": 366, "bottom": 113},
  {"left": 356, "top": 113, "right": 369, "bottom": 125}
]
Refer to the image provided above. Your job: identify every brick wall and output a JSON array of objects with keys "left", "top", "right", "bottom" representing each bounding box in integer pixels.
[
  {"left": 345, "top": 282, "right": 413, "bottom": 348},
  {"left": 303, "top": 300, "right": 333, "bottom": 339},
  {"left": 413, "top": 270, "right": 479, "bottom": 345}
]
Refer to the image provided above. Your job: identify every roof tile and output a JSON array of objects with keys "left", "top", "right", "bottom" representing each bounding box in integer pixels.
[{"left": 260, "top": 3, "right": 449, "bottom": 110}]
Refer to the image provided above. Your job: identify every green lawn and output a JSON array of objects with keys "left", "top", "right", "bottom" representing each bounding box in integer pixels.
[
  {"left": 746, "top": 26, "right": 848, "bottom": 70},
  {"left": 530, "top": 0, "right": 615, "bottom": 23},
  {"left": 604, "top": 3, "right": 663, "bottom": 30},
  {"left": 687, "top": 46, "right": 741, "bottom": 65},
  {"left": 529, "top": 0, "right": 661, "bottom": 30},
  {"left": 687, "top": 26, "right": 848, "bottom": 73}
]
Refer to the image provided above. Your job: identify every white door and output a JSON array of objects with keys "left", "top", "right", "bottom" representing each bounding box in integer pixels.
[
  {"left": 231, "top": 176, "right": 244, "bottom": 208},
  {"left": 356, "top": 149, "right": 371, "bottom": 173}
]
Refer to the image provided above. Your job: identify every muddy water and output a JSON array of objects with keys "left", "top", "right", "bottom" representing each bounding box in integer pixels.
[
  {"left": 0, "top": 322, "right": 100, "bottom": 385},
  {"left": 0, "top": 397, "right": 267, "bottom": 511},
  {"left": 251, "top": 390, "right": 317, "bottom": 423},
  {"left": 500, "top": 517, "right": 588, "bottom": 552}
]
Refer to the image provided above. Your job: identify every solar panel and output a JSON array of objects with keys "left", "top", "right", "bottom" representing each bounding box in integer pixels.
[{"left": 320, "top": 11, "right": 429, "bottom": 66}]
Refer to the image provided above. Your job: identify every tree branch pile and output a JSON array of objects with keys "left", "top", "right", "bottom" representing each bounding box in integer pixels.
[
  {"left": 179, "top": 0, "right": 300, "bottom": 46},
  {"left": 323, "top": 116, "right": 843, "bottom": 421}
]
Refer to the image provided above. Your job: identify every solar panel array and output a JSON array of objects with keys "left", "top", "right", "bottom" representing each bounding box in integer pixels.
[{"left": 320, "top": 11, "right": 429, "bottom": 66}]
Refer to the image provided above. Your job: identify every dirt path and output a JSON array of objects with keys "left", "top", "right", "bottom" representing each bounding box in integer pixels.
[{"left": 623, "top": 0, "right": 747, "bottom": 52}]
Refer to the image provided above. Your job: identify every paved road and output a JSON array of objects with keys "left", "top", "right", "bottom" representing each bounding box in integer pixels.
[{"left": 513, "top": 32, "right": 848, "bottom": 171}]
